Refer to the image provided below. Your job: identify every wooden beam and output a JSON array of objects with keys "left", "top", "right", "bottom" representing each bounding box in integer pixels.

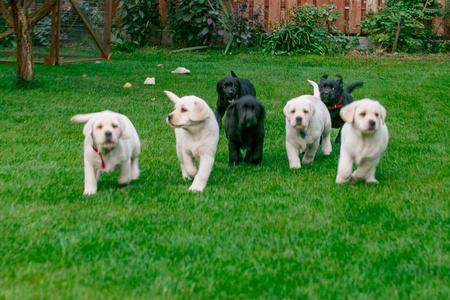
[
  {"left": 69, "top": 0, "right": 108, "bottom": 58},
  {"left": 0, "top": 28, "right": 14, "bottom": 39}
]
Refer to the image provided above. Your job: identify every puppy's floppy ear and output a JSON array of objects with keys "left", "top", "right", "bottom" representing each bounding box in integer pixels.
[
  {"left": 283, "top": 101, "right": 291, "bottom": 118},
  {"left": 191, "top": 101, "right": 210, "bottom": 121},
  {"left": 380, "top": 103, "right": 387, "bottom": 124},
  {"left": 337, "top": 74, "right": 343, "bottom": 87},
  {"left": 118, "top": 117, "right": 129, "bottom": 139},
  {"left": 320, "top": 74, "right": 328, "bottom": 83},
  {"left": 164, "top": 90, "right": 180, "bottom": 104},
  {"left": 82, "top": 118, "right": 94, "bottom": 137},
  {"left": 259, "top": 104, "right": 266, "bottom": 121},
  {"left": 216, "top": 79, "right": 223, "bottom": 93},
  {"left": 340, "top": 102, "right": 357, "bottom": 124}
]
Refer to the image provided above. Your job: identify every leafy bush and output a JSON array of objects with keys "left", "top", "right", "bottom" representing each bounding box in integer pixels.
[
  {"left": 260, "top": 4, "right": 353, "bottom": 55},
  {"left": 113, "top": 0, "right": 160, "bottom": 47},
  {"left": 166, "top": 0, "right": 265, "bottom": 49},
  {"left": 166, "top": 0, "right": 217, "bottom": 46},
  {"left": 360, "top": 0, "right": 444, "bottom": 53},
  {"left": 211, "top": 0, "right": 266, "bottom": 52}
]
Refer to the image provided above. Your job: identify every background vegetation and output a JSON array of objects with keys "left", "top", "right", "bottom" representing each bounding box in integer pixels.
[
  {"left": 112, "top": 0, "right": 449, "bottom": 54},
  {"left": 0, "top": 49, "right": 449, "bottom": 298}
]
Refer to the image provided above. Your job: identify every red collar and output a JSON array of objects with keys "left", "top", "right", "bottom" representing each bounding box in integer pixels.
[
  {"left": 328, "top": 96, "right": 343, "bottom": 110},
  {"left": 92, "top": 146, "right": 113, "bottom": 169}
]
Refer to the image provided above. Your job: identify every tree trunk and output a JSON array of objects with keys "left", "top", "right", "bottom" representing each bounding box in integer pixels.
[{"left": 11, "top": 3, "right": 34, "bottom": 81}]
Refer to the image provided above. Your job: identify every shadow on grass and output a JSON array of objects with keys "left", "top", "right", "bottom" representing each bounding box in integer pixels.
[{"left": 12, "top": 78, "right": 46, "bottom": 90}]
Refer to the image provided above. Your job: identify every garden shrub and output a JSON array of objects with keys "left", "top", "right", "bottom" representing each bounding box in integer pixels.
[
  {"left": 165, "top": 0, "right": 265, "bottom": 50},
  {"left": 113, "top": 0, "right": 160, "bottom": 48},
  {"left": 360, "top": 0, "right": 445, "bottom": 53},
  {"left": 166, "top": 0, "right": 218, "bottom": 46},
  {"left": 260, "top": 4, "right": 354, "bottom": 55},
  {"left": 211, "top": 0, "right": 266, "bottom": 52}
]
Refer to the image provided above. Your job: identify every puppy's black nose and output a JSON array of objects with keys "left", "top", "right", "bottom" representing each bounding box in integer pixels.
[
  {"left": 105, "top": 131, "right": 112, "bottom": 137},
  {"left": 369, "top": 120, "right": 376, "bottom": 127},
  {"left": 168, "top": 114, "right": 173, "bottom": 120},
  {"left": 296, "top": 117, "right": 302, "bottom": 123}
]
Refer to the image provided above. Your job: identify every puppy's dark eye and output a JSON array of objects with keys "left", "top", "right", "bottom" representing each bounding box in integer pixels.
[
  {"left": 375, "top": 113, "right": 379, "bottom": 117},
  {"left": 304, "top": 110, "right": 309, "bottom": 114},
  {"left": 97, "top": 125, "right": 103, "bottom": 129},
  {"left": 360, "top": 112, "right": 366, "bottom": 117},
  {"left": 290, "top": 109, "right": 295, "bottom": 114},
  {"left": 112, "top": 124, "right": 118, "bottom": 129},
  {"left": 181, "top": 108, "right": 188, "bottom": 112}
]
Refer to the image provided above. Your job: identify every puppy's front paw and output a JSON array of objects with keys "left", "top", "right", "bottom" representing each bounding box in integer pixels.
[
  {"left": 289, "top": 163, "right": 301, "bottom": 169},
  {"left": 302, "top": 157, "right": 314, "bottom": 164},
  {"left": 335, "top": 176, "right": 350, "bottom": 184},
  {"left": 131, "top": 169, "right": 140, "bottom": 181},
  {"left": 182, "top": 172, "right": 192, "bottom": 181},
  {"left": 118, "top": 176, "right": 131, "bottom": 185},
  {"left": 349, "top": 176, "right": 362, "bottom": 184},
  {"left": 188, "top": 184, "right": 205, "bottom": 192},
  {"left": 83, "top": 187, "right": 97, "bottom": 195},
  {"left": 322, "top": 148, "right": 332, "bottom": 156},
  {"left": 365, "top": 178, "right": 380, "bottom": 184}
]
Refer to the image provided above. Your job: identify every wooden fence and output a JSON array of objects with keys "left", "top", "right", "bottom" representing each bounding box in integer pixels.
[
  {"left": 112, "top": 0, "right": 447, "bottom": 36},
  {"left": 153, "top": 0, "right": 385, "bottom": 33}
]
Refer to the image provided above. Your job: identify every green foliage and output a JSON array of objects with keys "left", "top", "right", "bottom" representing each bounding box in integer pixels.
[
  {"left": 210, "top": 0, "right": 266, "bottom": 53},
  {"left": 111, "top": 36, "right": 139, "bottom": 52},
  {"left": 361, "top": 0, "right": 444, "bottom": 53},
  {"left": 418, "top": 28, "right": 450, "bottom": 53},
  {"left": 260, "top": 4, "right": 352, "bottom": 55},
  {"left": 167, "top": 0, "right": 265, "bottom": 49},
  {"left": 166, "top": 0, "right": 217, "bottom": 45},
  {"left": 113, "top": 0, "right": 160, "bottom": 47}
]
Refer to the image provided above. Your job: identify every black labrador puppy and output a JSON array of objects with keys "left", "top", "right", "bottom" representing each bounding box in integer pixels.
[
  {"left": 215, "top": 71, "right": 256, "bottom": 128},
  {"left": 319, "top": 74, "right": 363, "bottom": 144},
  {"left": 225, "top": 96, "right": 265, "bottom": 166}
]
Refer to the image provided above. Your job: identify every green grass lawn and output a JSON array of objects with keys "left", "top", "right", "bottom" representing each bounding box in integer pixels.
[{"left": 0, "top": 49, "right": 449, "bottom": 299}]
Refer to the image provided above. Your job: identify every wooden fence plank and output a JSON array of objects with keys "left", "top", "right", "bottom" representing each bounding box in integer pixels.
[
  {"left": 268, "top": 0, "right": 282, "bottom": 26},
  {"left": 366, "top": 0, "right": 378, "bottom": 12},
  {"left": 286, "top": 0, "right": 297, "bottom": 9},
  {"left": 316, "top": 0, "right": 330, "bottom": 6},
  {"left": 348, "top": 0, "right": 361, "bottom": 33},
  {"left": 159, "top": 0, "right": 168, "bottom": 27},
  {"left": 333, "top": 0, "right": 346, "bottom": 32}
]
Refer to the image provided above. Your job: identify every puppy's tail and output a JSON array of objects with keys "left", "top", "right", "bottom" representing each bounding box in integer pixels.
[
  {"left": 307, "top": 80, "right": 320, "bottom": 100},
  {"left": 344, "top": 82, "right": 363, "bottom": 94},
  {"left": 231, "top": 70, "right": 238, "bottom": 78},
  {"left": 70, "top": 111, "right": 105, "bottom": 123}
]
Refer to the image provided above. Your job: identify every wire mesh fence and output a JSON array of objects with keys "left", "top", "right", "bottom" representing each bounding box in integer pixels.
[{"left": 0, "top": 0, "right": 111, "bottom": 64}]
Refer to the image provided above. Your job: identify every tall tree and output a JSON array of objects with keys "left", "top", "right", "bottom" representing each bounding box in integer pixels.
[{"left": 0, "top": 0, "right": 57, "bottom": 81}]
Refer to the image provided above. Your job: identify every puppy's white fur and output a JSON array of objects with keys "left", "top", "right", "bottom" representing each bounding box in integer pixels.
[
  {"left": 165, "top": 91, "right": 219, "bottom": 192},
  {"left": 336, "top": 99, "right": 388, "bottom": 184},
  {"left": 284, "top": 80, "right": 332, "bottom": 168},
  {"left": 71, "top": 110, "right": 141, "bottom": 195}
]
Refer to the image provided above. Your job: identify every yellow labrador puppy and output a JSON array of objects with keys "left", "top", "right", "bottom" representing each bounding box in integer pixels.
[
  {"left": 336, "top": 99, "right": 388, "bottom": 184},
  {"left": 71, "top": 111, "right": 141, "bottom": 195},
  {"left": 165, "top": 91, "right": 219, "bottom": 192},
  {"left": 284, "top": 80, "right": 332, "bottom": 168}
]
